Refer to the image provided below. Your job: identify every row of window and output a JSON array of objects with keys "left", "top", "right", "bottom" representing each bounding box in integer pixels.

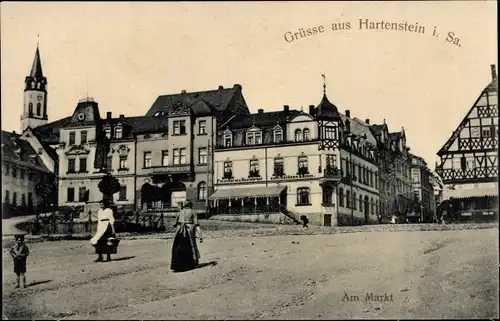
[
  {"left": 66, "top": 185, "right": 126, "bottom": 202},
  {"left": 27, "top": 102, "right": 43, "bottom": 117},
  {"left": 338, "top": 188, "right": 379, "bottom": 215},
  {"left": 222, "top": 126, "right": 337, "bottom": 147},
  {"left": 222, "top": 154, "right": 338, "bottom": 179},
  {"left": 143, "top": 147, "right": 208, "bottom": 168},
  {"left": 3, "top": 163, "right": 37, "bottom": 180},
  {"left": 3, "top": 190, "right": 33, "bottom": 207},
  {"left": 65, "top": 182, "right": 209, "bottom": 203},
  {"left": 342, "top": 158, "right": 378, "bottom": 189},
  {"left": 68, "top": 131, "right": 88, "bottom": 146}
]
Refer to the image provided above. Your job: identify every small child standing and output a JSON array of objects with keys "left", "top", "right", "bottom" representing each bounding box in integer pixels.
[{"left": 9, "top": 234, "right": 30, "bottom": 288}]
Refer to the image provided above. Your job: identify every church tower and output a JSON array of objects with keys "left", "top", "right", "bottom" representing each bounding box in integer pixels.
[{"left": 21, "top": 45, "right": 48, "bottom": 132}]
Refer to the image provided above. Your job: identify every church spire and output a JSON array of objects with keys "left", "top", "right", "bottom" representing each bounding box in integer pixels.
[{"left": 30, "top": 45, "right": 44, "bottom": 79}]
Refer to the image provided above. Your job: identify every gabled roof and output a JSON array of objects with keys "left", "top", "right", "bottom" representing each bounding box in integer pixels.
[
  {"left": 225, "top": 109, "right": 303, "bottom": 129},
  {"left": 1, "top": 130, "right": 50, "bottom": 172},
  {"left": 437, "top": 65, "right": 498, "bottom": 156},
  {"left": 146, "top": 85, "right": 242, "bottom": 117},
  {"left": 389, "top": 132, "right": 402, "bottom": 141}
]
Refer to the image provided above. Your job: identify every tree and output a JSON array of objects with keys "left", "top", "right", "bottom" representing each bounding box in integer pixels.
[
  {"left": 98, "top": 173, "right": 120, "bottom": 202},
  {"left": 34, "top": 182, "right": 57, "bottom": 212}
]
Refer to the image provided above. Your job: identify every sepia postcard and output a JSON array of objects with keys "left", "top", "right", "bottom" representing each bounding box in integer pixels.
[{"left": 1, "top": 1, "right": 498, "bottom": 319}]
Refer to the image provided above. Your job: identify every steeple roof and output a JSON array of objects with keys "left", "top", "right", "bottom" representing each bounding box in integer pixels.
[
  {"left": 314, "top": 93, "right": 341, "bottom": 119},
  {"left": 30, "top": 46, "right": 44, "bottom": 79}
]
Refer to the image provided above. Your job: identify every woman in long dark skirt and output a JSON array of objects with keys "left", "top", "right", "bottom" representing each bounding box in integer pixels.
[
  {"left": 171, "top": 200, "right": 203, "bottom": 272},
  {"left": 90, "top": 199, "right": 116, "bottom": 262}
]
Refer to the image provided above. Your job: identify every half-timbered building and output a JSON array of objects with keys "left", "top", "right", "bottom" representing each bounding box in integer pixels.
[{"left": 436, "top": 64, "right": 498, "bottom": 221}]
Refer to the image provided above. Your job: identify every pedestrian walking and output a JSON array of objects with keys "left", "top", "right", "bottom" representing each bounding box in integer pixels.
[
  {"left": 170, "top": 200, "right": 203, "bottom": 272},
  {"left": 301, "top": 215, "right": 309, "bottom": 228},
  {"left": 90, "top": 199, "right": 118, "bottom": 262},
  {"left": 10, "top": 234, "right": 30, "bottom": 288}
]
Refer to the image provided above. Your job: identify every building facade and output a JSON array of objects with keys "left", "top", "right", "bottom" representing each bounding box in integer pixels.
[
  {"left": 209, "top": 91, "right": 381, "bottom": 226},
  {"left": 2, "top": 130, "right": 55, "bottom": 218},
  {"left": 435, "top": 64, "right": 498, "bottom": 221},
  {"left": 409, "top": 153, "right": 435, "bottom": 222}
]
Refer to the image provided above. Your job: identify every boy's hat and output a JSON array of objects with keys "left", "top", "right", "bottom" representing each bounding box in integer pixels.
[{"left": 14, "top": 234, "right": 26, "bottom": 240}]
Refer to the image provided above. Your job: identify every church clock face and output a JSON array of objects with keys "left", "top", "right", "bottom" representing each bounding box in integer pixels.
[{"left": 37, "top": 95, "right": 43, "bottom": 101}]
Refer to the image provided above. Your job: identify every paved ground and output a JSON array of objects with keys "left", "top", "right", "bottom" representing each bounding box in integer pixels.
[{"left": 2, "top": 227, "right": 498, "bottom": 319}]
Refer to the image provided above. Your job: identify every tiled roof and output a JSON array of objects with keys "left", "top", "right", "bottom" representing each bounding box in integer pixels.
[
  {"left": 369, "top": 124, "right": 385, "bottom": 136},
  {"left": 389, "top": 132, "right": 402, "bottom": 141},
  {"left": 103, "top": 116, "right": 169, "bottom": 134},
  {"left": 226, "top": 109, "right": 303, "bottom": 129},
  {"left": 146, "top": 85, "right": 241, "bottom": 117},
  {"left": 351, "top": 118, "right": 378, "bottom": 145},
  {"left": 1, "top": 130, "right": 50, "bottom": 172}
]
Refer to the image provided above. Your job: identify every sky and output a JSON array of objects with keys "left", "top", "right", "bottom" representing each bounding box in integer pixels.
[{"left": 1, "top": 1, "right": 497, "bottom": 168}]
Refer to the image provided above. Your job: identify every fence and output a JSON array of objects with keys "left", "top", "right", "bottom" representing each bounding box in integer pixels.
[{"left": 28, "top": 209, "right": 176, "bottom": 236}]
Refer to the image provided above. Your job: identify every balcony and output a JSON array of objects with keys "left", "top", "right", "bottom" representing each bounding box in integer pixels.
[{"left": 319, "top": 165, "right": 342, "bottom": 184}]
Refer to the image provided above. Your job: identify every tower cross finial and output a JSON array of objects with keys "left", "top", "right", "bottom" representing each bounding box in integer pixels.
[{"left": 321, "top": 74, "right": 326, "bottom": 95}]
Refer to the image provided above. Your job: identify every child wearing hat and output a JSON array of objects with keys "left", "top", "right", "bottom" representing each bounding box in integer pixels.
[{"left": 9, "top": 234, "right": 30, "bottom": 288}]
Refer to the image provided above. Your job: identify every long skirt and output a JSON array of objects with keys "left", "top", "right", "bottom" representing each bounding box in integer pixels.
[
  {"left": 13, "top": 258, "right": 27, "bottom": 274},
  {"left": 94, "top": 225, "right": 116, "bottom": 255},
  {"left": 170, "top": 223, "right": 200, "bottom": 272}
]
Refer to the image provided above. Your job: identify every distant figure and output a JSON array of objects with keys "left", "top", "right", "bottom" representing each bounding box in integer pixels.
[
  {"left": 301, "top": 215, "right": 309, "bottom": 228},
  {"left": 171, "top": 200, "right": 203, "bottom": 272},
  {"left": 10, "top": 234, "right": 30, "bottom": 288},
  {"left": 90, "top": 199, "right": 117, "bottom": 262}
]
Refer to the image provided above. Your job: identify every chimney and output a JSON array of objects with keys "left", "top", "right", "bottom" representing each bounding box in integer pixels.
[
  {"left": 106, "top": 112, "right": 112, "bottom": 119},
  {"left": 491, "top": 64, "right": 497, "bottom": 80},
  {"left": 345, "top": 110, "right": 351, "bottom": 118},
  {"left": 283, "top": 105, "right": 289, "bottom": 112},
  {"left": 233, "top": 84, "right": 242, "bottom": 90},
  {"left": 309, "top": 105, "right": 315, "bottom": 115},
  {"left": 365, "top": 118, "right": 370, "bottom": 124},
  {"left": 119, "top": 114, "right": 124, "bottom": 119},
  {"left": 345, "top": 119, "right": 351, "bottom": 133},
  {"left": 181, "top": 90, "right": 187, "bottom": 94},
  {"left": 218, "top": 85, "right": 224, "bottom": 90},
  {"left": 258, "top": 109, "right": 264, "bottom": 114}
]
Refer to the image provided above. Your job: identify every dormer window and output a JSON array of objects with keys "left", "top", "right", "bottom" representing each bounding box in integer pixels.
[
  {"left": 246, "top": 128, "right": 262, "bottom": 146},
  {"left": 295, "top": 129, "right": 302, "bottom": 142},
  {"left": 303, "top": 128, "right": 311, "bottom": 141},
  {"left": 223, "top": 130, "right": 233, "bottom": 147},
  {"left": 273, "top": 126, "right": 283, "bottom": 143},
  {"left": 115, "top": 125, "right": 123, "bottom": 139},
  {"left": 104, "top": 126, "right": 111, "bottom": 139}
]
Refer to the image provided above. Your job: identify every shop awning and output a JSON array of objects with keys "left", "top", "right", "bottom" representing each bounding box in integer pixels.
[{"left": 209, "top": 185, "right": 286, "bottom": 200}]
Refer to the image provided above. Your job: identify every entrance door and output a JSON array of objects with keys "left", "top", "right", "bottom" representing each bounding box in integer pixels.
[
  {"left": 364, "top": 196, "right": 370, "bottom": 223},
  {"left": 324, "top": 214, "right": 332, "bottom": 227}
]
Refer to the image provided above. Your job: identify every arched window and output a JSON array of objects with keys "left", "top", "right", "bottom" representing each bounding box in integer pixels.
[
  {"left": 37, "top": 82, "right": 41, "bottom": 89},
  {"left": 28, "top": 103, "right": 33, "bottom": 115},
  {"left": 371, "top": 197, "right": 375, "bottom": 214},
  {"left": 296, "top": 187, "right": 310, "bottom": 205},
  {"left": 339, "top": 188, "right": 344, "bottom": 207},
  {"left": 346, "top": 190, "right": 351, "bottom": 208},
  {"left": 198, "top": 182, "right": 207, "bottom": 201},
  {"left": 359, "top": 195, "right": 363, "bottom": 212},
  {"left": 36, "top": 103, "right": 42, "bottom": 116},
  {"left": 353, "top": 192, "right": 357, "bottom": 210},
  {"left": 303, "top": 128, "right": 310, "bottom": 141},
  {"left": 273, "top": 128, "right": 283, "bottom": 143},
  {"left": 223, "top": 130, "right": 233, "bottom": 147},
  {"left": 31, "top": 81, "right": 35, "bottom": 89},
  {"left": 295, "top": 129, "right": 302, "bottom": 142}
]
